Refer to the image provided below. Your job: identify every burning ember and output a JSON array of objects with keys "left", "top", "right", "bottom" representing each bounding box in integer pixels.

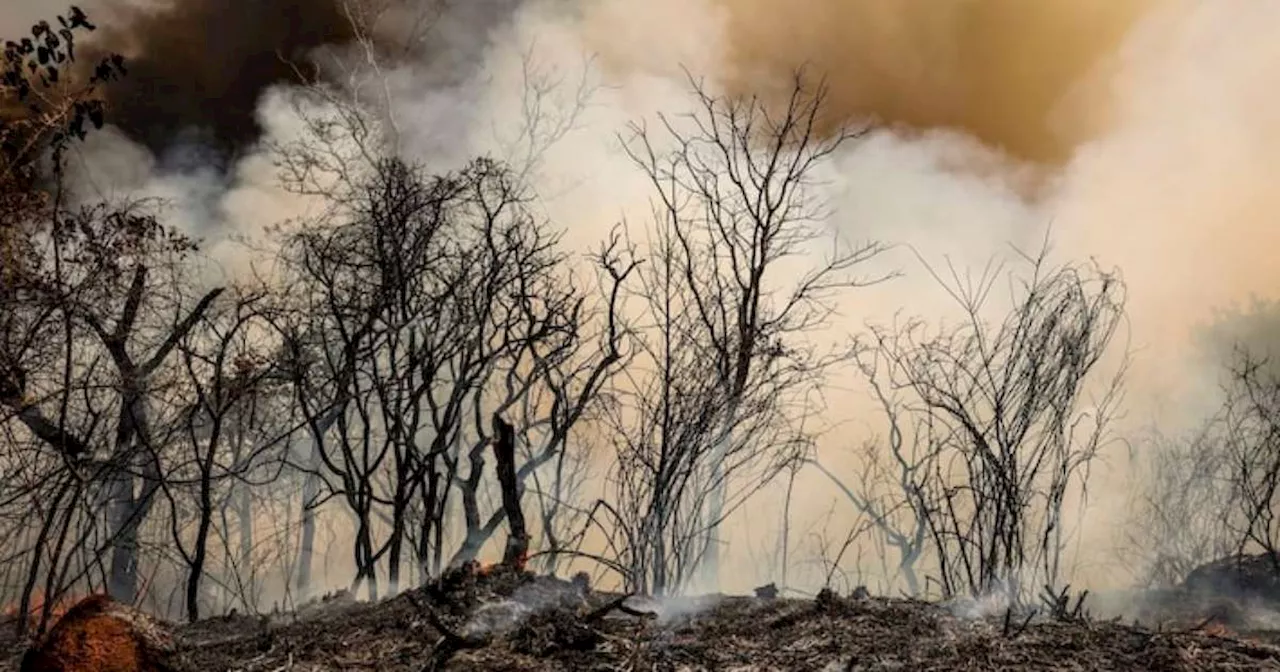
[
  {"left": 473, "top": 551, "right": 530, "bottom": 578},
  {"left": 473, "top": 560, "right": 497, "bottom": 578},
  {"left": 2, "top": 590, "right": 76, "bottom": 624},
  {"left": 1198, "top": 621, "right": 1233, "bottom": 638},
  {"left": 18, "top": 594, "right": 176, "bottom": 672}
]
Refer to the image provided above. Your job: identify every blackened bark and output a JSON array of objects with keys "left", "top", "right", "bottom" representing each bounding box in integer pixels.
[{"left": 492, "top": 414, "right": 528, "bottom": 568}]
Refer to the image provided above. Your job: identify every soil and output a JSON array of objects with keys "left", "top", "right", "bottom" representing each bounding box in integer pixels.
[{"left": 6, "top": 565, "right": 1280, "bottom": 671}]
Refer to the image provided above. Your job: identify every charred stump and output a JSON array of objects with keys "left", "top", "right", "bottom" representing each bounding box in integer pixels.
[
  {"left": 19, "top": 595, "right": 177, "bottom": 672},
  {"left": 492, "top": 413, "right": 529, "bottom": 569}
]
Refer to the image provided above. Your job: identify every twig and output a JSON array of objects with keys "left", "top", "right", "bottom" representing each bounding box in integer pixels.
[
  {"left": 1001, "top": 606, "right": 1035, "bottom": 638},
  {"left": 584, "top": 593, "right": 656, "bottom": 622},
  {"left": 1178, "top": 615, "right": 1219, "bottom": 635},
  {"left": 584, "top": 593, "right": 636, "bottom": 623}
]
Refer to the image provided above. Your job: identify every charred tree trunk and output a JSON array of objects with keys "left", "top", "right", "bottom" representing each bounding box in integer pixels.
[
  {"left": 296, "top": 445, "right": 322, "bottom": 595},
  {"left": 107, "top": 474, "right": 142, "bottom": 605},
  {"left": 492, "top": 414, "right": 528, "bottom": 568},
  {"left": 449, "top": 446, "right": 487, "bottom": 569},
  {"left": 237, "top": 485, "right": 253, "bottom": 600},
  {"left": 387, "top": 502, "right": 406, "bottom": 595},
  {"left": 418, "top": 468, "right": 443, "bottom": 582}
]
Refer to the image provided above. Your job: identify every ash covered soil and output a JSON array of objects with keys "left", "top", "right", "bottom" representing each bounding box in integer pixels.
[{"left": 8, "top": 567, "right": 1280, "bottom": 671}]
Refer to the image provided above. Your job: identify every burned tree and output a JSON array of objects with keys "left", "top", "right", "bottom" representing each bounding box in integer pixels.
[
  {"left": 862, "top": 242, "right": 1126, "bottom": 603},
  {"left": 1215, "top": 349, "right": 1280, "bottom": 566},
  {"left": 1125, "top": 347, "right": 1280, "bottom": 599},
  {"left": 1124, "top": 425, "right": 1236, "bottom": 588},
  {"left": 442, "top": 228, "right": 635, "bottom": 575},
  {"left": 159, "top": 286, "right": 297, "bottom": 621},
  {"left": 0, "top": 8, "right": 235, "bottom": 631},
  {"left": 0, "top": 199, "right": 223, "bottom": 627},
  {"left": 273, "top": 151, "right": 474, "bottom": 599},
  {"left": 267, "top": 74, "right": 634, "bottom": 597},
  {"left": 491, "top": 414, "right": 528, "bottom": 568},
  {"left": 599, "top": 70, "right": 889, "bottom": 595},
  {"left": 806, "top": 362, "right": 931, "bottom": 597}
]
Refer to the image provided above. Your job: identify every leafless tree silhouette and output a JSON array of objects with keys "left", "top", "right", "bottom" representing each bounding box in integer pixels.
[
  {"left": 159, "top": 285, "right": 298, "bottom": 621},
  {"left": 860, "top": 241, "right": 1126, "bottom": 603},
  {"left": 596, "top": 70, "right": 890, "bottom": 595},
  {"left": 1217, "top": 349, "right": 1280, "bottom": 568},
  {"left": 1124, "top": 425, "right": 1235, "bottom": 588},
  {"left": 265, "top": 72, "right": 634, "bottom": 596}
]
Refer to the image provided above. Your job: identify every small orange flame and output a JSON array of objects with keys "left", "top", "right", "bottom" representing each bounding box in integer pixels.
[
  {"left": 1200, "top": 621, "right": 1232, "bottom": 637},
  {"left": 1, "top": 590, "right": 77, "bottom": 624},
  {"left": 473, "top": 552, "right": 529, "bottom": 578}
]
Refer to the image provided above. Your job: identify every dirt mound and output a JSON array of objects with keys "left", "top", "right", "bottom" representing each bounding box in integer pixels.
[{"left": 16, "top": 595, "right": 177, "bottom": 672}]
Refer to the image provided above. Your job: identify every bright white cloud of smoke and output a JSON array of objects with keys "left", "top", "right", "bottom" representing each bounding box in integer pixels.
[{"left": 43, "top": 0, "right": 1280, "bottom": 594}]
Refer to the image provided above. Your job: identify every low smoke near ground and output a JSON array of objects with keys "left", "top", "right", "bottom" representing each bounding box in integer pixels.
[{"left": 4, "top": 0, "right": 1280, "bottom": 627}]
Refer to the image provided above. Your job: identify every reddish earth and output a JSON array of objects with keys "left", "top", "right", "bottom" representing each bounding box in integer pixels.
[{"left": 12, "top": 595, "right": 176, "bottom": 672}]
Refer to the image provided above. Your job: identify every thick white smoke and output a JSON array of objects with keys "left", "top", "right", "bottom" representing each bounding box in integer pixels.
[{"left": 31, "top": 0, "right": 1280, "bottom": 595}]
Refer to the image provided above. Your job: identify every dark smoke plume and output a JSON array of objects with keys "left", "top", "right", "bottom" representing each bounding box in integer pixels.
[
  {"left": 84, "top": 0, "right": 364, "bottom": 164},
  {"left": 713, "top": 0, "right": 1154, "bottom": 165},
  {"left": 0, "top": 0, "right": 521, "bottom": 167}
]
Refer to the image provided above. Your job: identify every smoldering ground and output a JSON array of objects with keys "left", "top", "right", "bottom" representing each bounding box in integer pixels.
[{"left": 8, "top": 0, "right": 1280, "bottom": 598}]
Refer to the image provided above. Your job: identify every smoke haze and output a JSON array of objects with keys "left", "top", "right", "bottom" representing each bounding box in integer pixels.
[
  {"left": 3, "top": 0, "right": 524, "bottom": 164},
  {"left": 472, "top": 0, "right": 1280, "bottom": 593},
  {"left": 90, "top": 0, "right": 361, "bottom": 163},
  {"left": 716, "top": 0, "right": 1156, "bottom": 164},
  {"left": 7, "top": 0, "right": 1280, "bottom": 594},
  {"left": 697, "top": 0, "right": 1280, "bottom": 422}
]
